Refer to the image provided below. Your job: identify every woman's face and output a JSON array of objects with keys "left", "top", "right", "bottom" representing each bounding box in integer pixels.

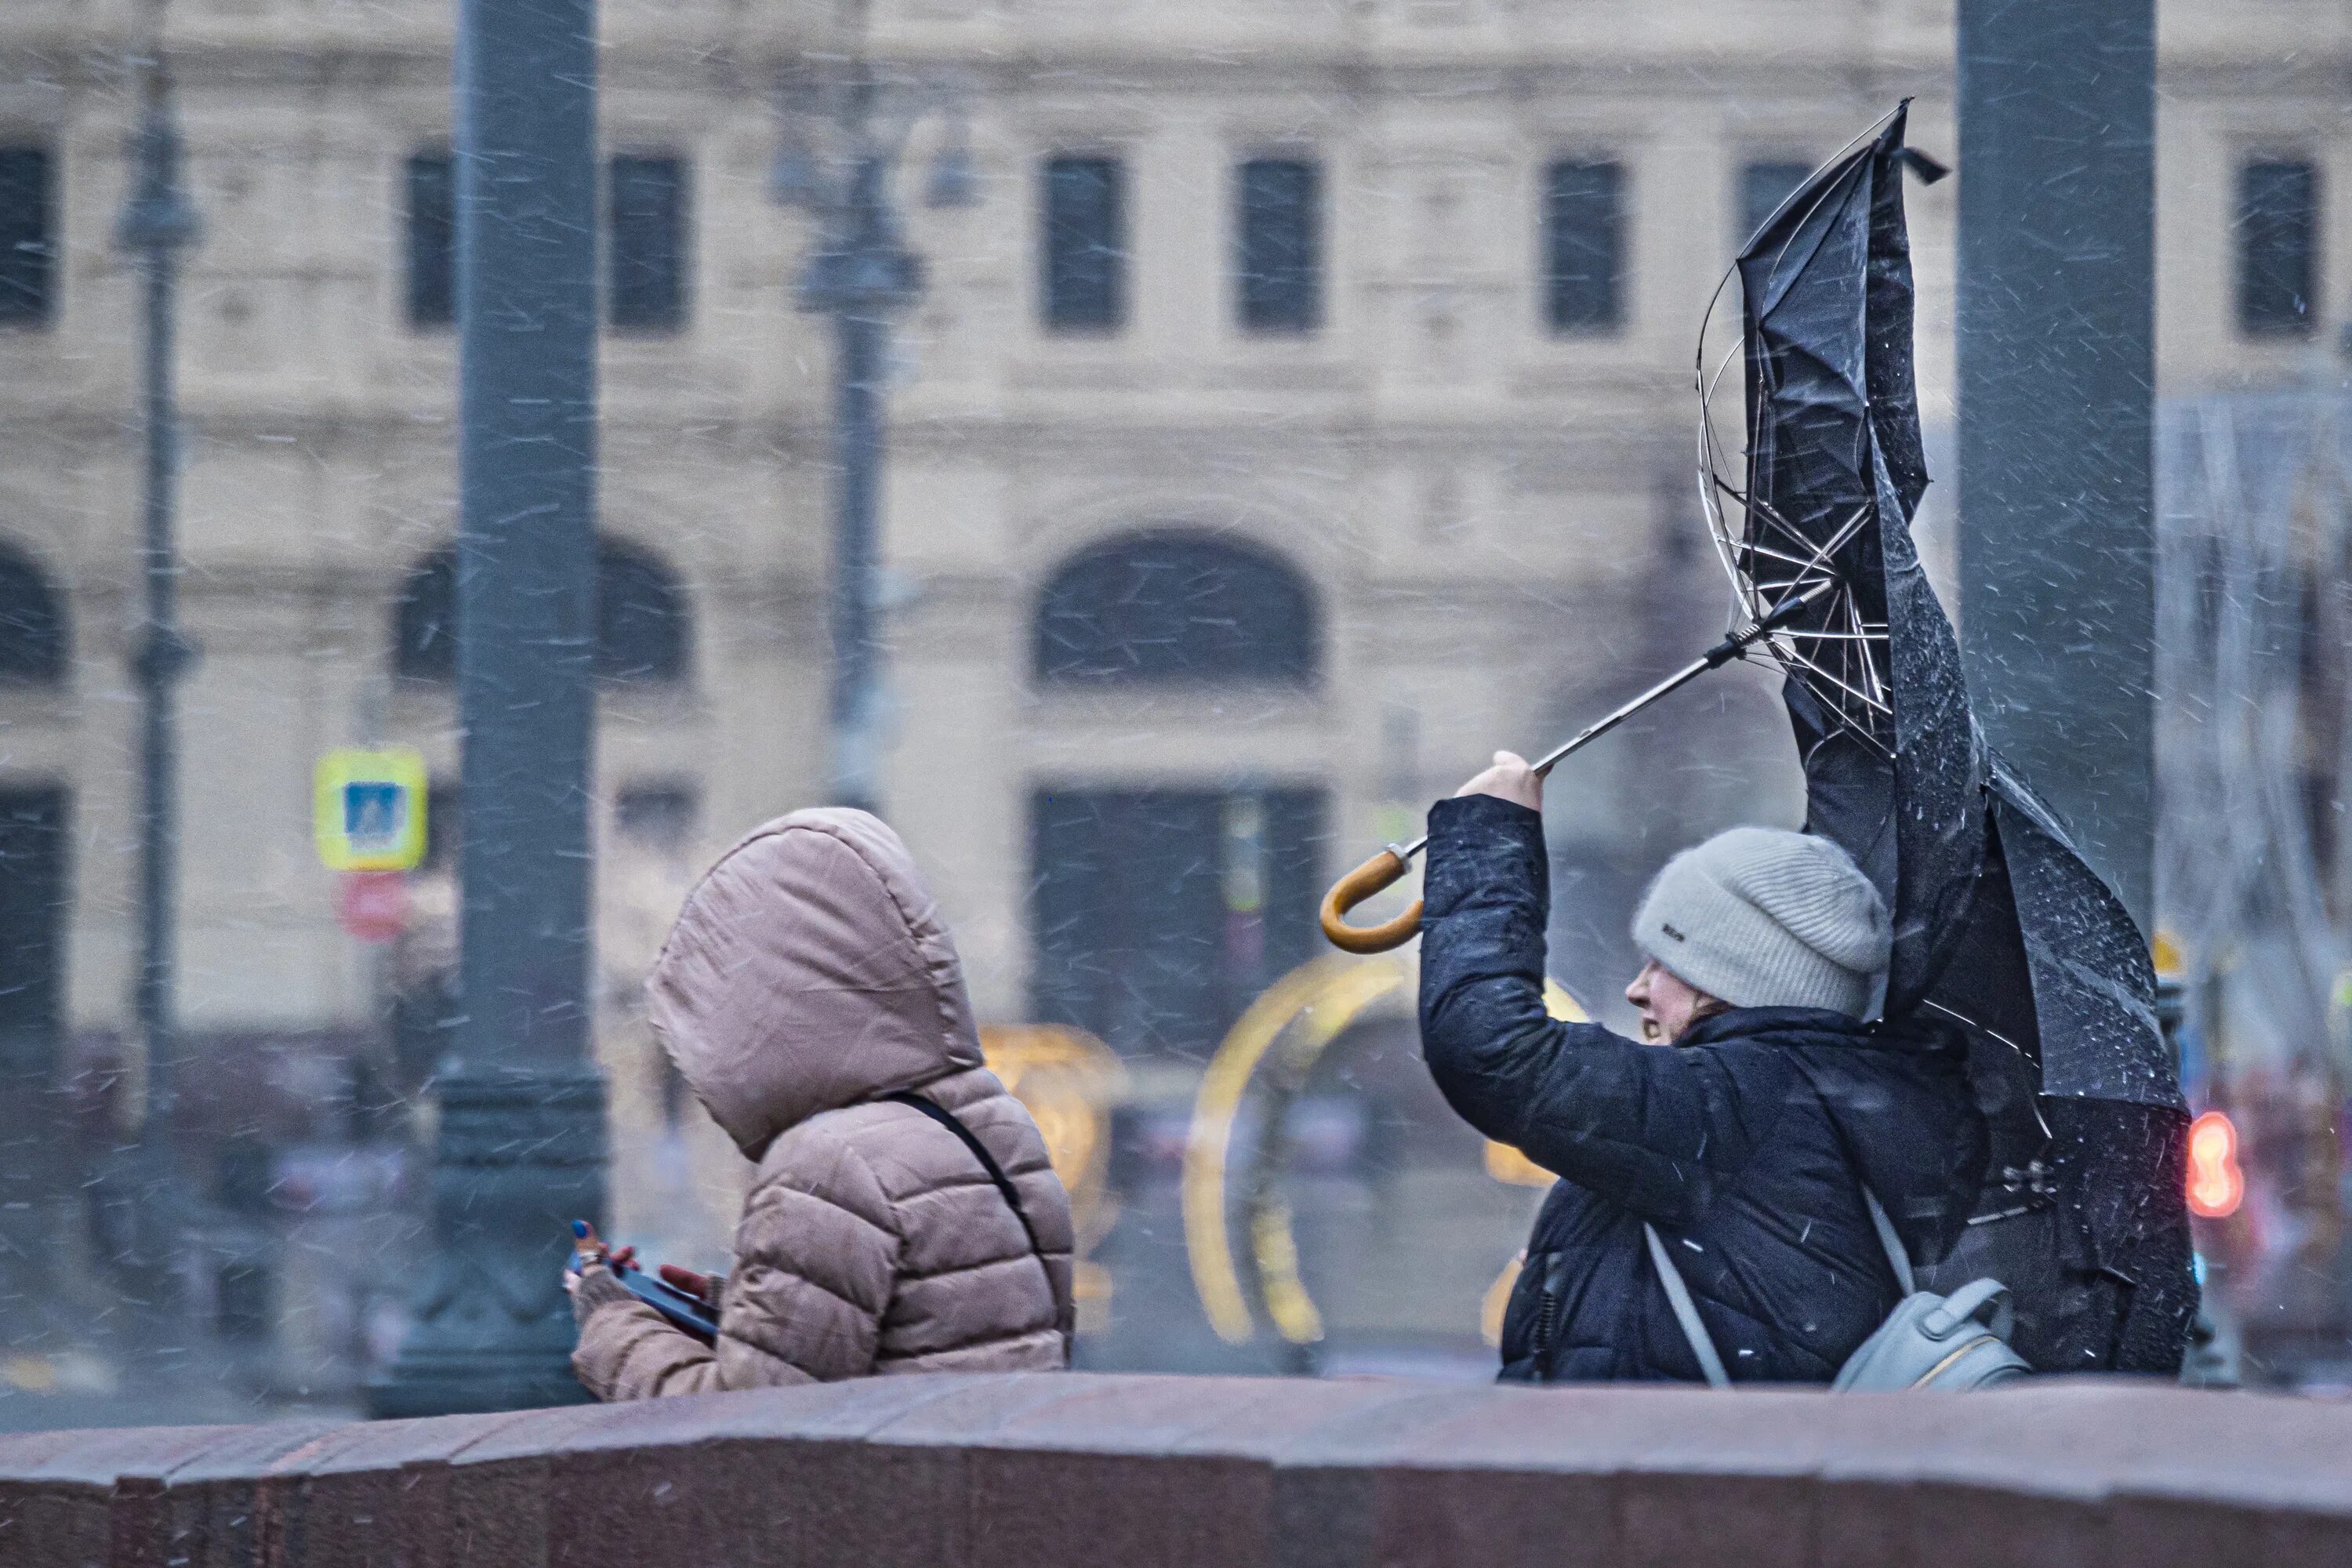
[{"left": 1626, "top": 957, "right": 1713, "bottom": 1044}]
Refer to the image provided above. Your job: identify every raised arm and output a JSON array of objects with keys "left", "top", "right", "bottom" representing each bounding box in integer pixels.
[{"left": 1417, "top": 794, "right": 1729, "bottom": 1225}]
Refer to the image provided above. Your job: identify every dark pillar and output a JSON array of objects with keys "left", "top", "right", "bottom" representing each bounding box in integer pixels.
[
  {"left": 124, "top": 66, "right": 198, "bottom": 1144},
  {"left": 800, "top": 132, "right": 921, "bottom": 816},
  {"left": 371, "top": 0, "right": 605, "bottom": 1417},
  {"left": 1956, "top": 0, "right": 2159, "bottom": 924},
  {"left": 826, "top": 301, "right": 887, "bottom": 814},
  {"left": 102, "top": 42, "right": 201, "bottom": 1351}
]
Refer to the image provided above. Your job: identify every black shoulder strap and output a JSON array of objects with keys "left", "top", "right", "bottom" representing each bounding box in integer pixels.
[{"left": 882, "top": 1092, "right": 1047, "bottom": 1265}]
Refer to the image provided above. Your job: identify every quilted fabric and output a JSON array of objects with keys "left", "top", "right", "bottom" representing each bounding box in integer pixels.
[{"left": 572, "top": 809, "right": 1073, "bottom": 1400}]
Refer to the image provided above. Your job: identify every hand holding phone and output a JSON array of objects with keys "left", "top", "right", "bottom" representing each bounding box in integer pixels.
[
  {"left": 566, "top": 1219, "right": 720, "bottom": 1345},
  {"left": 565, "top": 1220, "right": 637, "bottom": 1295}
]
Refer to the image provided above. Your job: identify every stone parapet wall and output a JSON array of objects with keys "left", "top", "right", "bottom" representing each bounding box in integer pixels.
[{"left": 0, "top": 1372, "right": 2345, "bottom": 1567}]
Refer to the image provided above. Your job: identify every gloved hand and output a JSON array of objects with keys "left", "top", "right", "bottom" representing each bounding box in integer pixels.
[{"left": 568, "top": 1261, "right": 633, "bottom": 1326}]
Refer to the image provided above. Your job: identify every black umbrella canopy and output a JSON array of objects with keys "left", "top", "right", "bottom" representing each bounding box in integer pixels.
[
  {"left": 1719, "top": 104, "right": 2179, "bottom": 1109},
  {"left": 1715, "top": 103, "right": 2194, "bottom": 1371},
  {"left": 1726, "top": 103, "right": 1983, "bottom": 1019}
]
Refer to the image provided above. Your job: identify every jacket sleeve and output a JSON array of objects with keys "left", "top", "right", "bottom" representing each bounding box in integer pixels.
[
  {"left": 1417, "top": 793, "right": 1730, "bottom": 1227},
  {"left": 572, "top": 1123, "right": 902, "bottom": 1399}
]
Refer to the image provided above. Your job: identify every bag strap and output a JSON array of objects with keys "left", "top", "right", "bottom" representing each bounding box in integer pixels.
[
  {"left": 883, "top": 1091, "right": 1047, "bottom": 1266},
  {"left": 1923, "top": 1277, "right": 2014, "bottom": 1340},
  {"left": 1642, "top": 1223, "right": 1731, "bottom": 1388},
  {"left": 1863, "top": 1189, "right": 1916, "bottom": 1296},
  {"left": 1646, "top": 1192, "right": 1918, "bottom": 1390},
  {"left": 1814, "top": 1073, "right": 1917, "bottom": 1297}
]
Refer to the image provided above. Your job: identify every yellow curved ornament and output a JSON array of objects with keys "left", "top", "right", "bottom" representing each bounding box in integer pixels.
[
  {"left": 1182, "top": 954, "right": 1586, "bottom": 1347},
  {"left": 1181, "top": 955, "right": 1385, "bottom": 1344},
  {"left": 982, "top": 1024, "right": 1127, "bottom": 1333}
]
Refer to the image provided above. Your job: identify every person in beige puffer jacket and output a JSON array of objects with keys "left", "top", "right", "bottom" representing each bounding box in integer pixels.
[{"left": 569, "top": 808, "right": 1075, "bottom": 1398}]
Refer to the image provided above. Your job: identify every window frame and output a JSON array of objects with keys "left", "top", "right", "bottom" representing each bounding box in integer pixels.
[
  {"left": 394, "top": 539, "right": 693, "bottom": 686},
  {"left": 605, "top": 151, "right": 691, "bottom": 335},
  {"left": 1234, "top": 155, "right": 1323, "bottom": 336},
  {"left": 0, "top": 543, "right": 68, "bottom": 685},
  {"left": 2235, "top": 155, "right": 2319, "bottom": 340},
  {"left": 1542, "top": 157, "right": 1626, "bottom": 336},
  {"left": 1033, "top": 530, "right": 1321, "bottom": 688},
  {"left": 1039, "top": 152, "right": 1129, "bottom": 336},
  {"left": 0, "top": 143, "right": 58, "bottom": 330},
  {"left": 404, "top": 148, "right": 456, "bottom": 332},
  {"left": 1736, "top": 157, "right": 1817, "bottom": 252}
]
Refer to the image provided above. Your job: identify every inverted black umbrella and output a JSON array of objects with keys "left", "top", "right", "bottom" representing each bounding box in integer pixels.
[{"left": 1715, "top": 103, "right": 2195, "bottom": 1371}]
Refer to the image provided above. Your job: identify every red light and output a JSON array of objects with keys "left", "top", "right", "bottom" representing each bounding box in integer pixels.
[{"left": 2187, "top": 1110, "right": 2244, "bottom": 1219}]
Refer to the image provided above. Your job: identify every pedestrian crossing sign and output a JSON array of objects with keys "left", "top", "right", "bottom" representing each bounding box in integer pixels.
[{"left": 314, "top": 749, "right": 428, "bottom": 872}]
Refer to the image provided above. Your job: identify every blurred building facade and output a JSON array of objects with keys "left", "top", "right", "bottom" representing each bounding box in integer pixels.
[{"left": 0, "top": 0, "right": 2347, "bottom": 1387}]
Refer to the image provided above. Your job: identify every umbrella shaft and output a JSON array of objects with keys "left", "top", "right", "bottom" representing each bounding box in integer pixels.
[
  {"left": 1385, "top": 652, "right": 1714, "bottom": 864},
  {"left": 1530, "top": 653, "right": 1719, "bottom": 779},
  {"left": 1388, "top": 583, "right": 1823, "bottom": 863}
]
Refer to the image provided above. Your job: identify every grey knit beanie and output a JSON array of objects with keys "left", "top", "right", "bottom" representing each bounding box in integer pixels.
[{"left": 1631, "top": 827, "right": 1891, "bottom": 1018}]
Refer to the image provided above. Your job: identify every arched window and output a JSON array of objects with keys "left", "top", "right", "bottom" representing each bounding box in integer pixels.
[
  {"left": 1034, "top": 532, "right": 1318, "bottom": 686},
  {"left": 393, "top": 539, "right": 691, "bottom": 684},
  {"left": 0, "top": 543, "right": 67, "bottom": 684}
]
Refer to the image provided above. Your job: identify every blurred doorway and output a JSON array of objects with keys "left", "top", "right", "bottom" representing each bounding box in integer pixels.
[
  {"left": 1029, "top": 786, "right": 1326, "bottom": 1058},
  {"left": 0, "top": 786, "right": 66, "bottom": 1073}
]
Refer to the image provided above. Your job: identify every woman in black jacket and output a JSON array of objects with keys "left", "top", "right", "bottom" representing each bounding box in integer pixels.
[{"left": 1425, "top": 753, "right": 1987, "bottom": 1384}]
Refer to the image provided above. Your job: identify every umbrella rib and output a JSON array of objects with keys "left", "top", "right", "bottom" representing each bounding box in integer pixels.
[
  {"left": 1774, "top": 647, "right": 1894, "bottom": 718},
  {"left": 1838, "top": 585, "right": 1890, "bottom": 709},
  {"left": 1735, "top": 535, "right": 1835, "bottom": 568}
]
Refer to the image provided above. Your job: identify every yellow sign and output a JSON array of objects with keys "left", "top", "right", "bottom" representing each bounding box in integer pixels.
[{"left": 314, "top": 749, "right": 428, "bottom": 871}]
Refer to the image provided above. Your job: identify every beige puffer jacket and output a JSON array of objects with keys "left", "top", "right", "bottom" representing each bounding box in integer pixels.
[{"left": 572, "top": 808, "right": 1075, "bottom": 1399}]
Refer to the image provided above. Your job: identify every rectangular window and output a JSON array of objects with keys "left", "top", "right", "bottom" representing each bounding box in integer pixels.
[
  {"left": 1040, "top": 155, "right": 1126, "bottom": 332},
  {"left": 0, "top": 147, "right": 56, "bottom": 327},
  {"left": 1544, "top": 159, "right": 1624, "bottom": 334},
  {"left": 1236, "top": 157, "right": 1322, "bottom": 334},
  {"left": 405, "top": 151, "right": 456, "bottom": 329},
  {"left": 2238, "top": 158, "right": 2318, "bottom": 338},
  {"left": 608, "top": 154, "right": 689, "bottom": 332},
  {"left": 1737, "top": 159, "right": 1814, "bottom": 249}
]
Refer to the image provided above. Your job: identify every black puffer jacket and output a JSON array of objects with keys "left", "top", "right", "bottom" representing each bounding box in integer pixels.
[{"left": 1421, "top": 796, "right": 1988, "bottom": 1383}]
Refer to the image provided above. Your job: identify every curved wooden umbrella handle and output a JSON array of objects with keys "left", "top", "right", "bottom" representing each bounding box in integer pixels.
[{"left": 1319, "top": 848, "right": 1422, "bottom": 954}]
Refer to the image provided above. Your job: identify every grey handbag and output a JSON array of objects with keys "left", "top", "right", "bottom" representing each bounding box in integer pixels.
[{"left": 1643, "top": 1190, "right": 2031, "bottom": 1391}]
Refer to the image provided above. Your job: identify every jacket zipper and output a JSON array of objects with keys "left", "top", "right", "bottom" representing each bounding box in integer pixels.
[{"left": 1532, "top": 1276, "right": 1562, "bottom": 1367}]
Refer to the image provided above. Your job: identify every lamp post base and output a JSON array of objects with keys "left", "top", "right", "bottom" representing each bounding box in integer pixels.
[
  {"left": 367, "top": 1070, "right": 606, "bottom": 1418},
  {"left": 368, "top": 1343, "right": 593, "bottom": 1419}
]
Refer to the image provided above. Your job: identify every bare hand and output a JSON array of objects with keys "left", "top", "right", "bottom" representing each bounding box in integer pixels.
[
  {"left": 659, "top": 1263, "right": 716, "bottom": 1303},
  {"left": 1454, "top": 751, "right": 1542, "bottom": 812}
]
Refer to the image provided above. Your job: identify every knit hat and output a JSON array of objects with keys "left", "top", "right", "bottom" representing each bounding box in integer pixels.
[{"left": 1631, "top": 827, "right": 1891, "bottom": 1018}]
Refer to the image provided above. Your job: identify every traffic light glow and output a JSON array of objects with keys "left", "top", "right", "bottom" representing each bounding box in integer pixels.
[{"left": 2186, "top": 1110, "right": 2244, "bottom": 1220}]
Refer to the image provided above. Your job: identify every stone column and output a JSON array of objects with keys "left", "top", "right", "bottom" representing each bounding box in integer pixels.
[
  {"left": 1956, "top": 0, "right": 2158, "bottom": 923},
  {"left": 370, "top": 0, "right": 606, "bottom": 1417}
]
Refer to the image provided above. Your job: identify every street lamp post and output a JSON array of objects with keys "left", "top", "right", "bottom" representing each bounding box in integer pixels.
[
  {"left": 111, "top": 11, "right": 201, "bottom": 1326},
  {"left": 369, "top": 0, "right": 606, "bottom": 1417},
  {"left": 775, "top": 72, "right": 975, "bottom": 815}
]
